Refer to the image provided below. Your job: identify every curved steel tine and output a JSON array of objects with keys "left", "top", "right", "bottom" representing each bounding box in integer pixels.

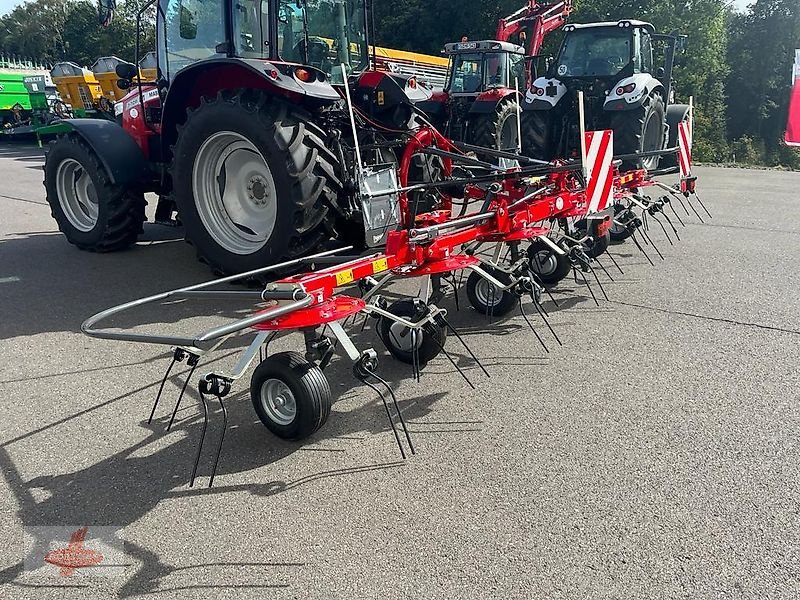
[
  {"left": 518, "top": 297, "right": 549, "bottom": 353},
  {"left": 593, "top": 255, "right": 615, "bottom": 281},
  {"left": 666, "top": 196, "right": 686, "bottom": 227},
  {"left": 149, "top": 356, "right": 177, "bottom": 424},
  {"left": 531, "top": 296, "right": 562, "bottom": 345},
  {"left": 167, "top": 361, "right": 199, "bottom": 432},
  {"left": 639, "top": 227, "right": 664, "bottom": 260},
  {"left": 369, "top": 370, "right": 415, "bottom": 455},
  {"left": 605, "top": 250, "right": 624, "bottom": 274},
  {"left": 428, "top": 330, "right": 474, "bottom": 389},
  {"left": 629, "top": 232, "right": 654, "bottom": 266},
  {"left": 573, "top": 267, "right": 599, "bottom": 307},
  {"left": 359, "top": 376, "right": 406, "bottom": 459},
  {"left": 660, "top": 210, "right": 681, "bottom": 239},
  {"left": 438, "top": 315, "right": 490, "bottom": 378},
  {"left": 651, "top": 214, "right": 673, "bottom": 245},
  {"left": 189, "top": 385, "right": 210, "bottom": 488},
  {"left": 587, "top": 265, "right": 609, "bottom": 302},
  {"left": 693, "top": 192, "right": 712, "bottom": 218},
  {"left": 685, "top": 194, "right": 704, "bottom": 222},
  {"left": 207, "top": 393, "right": 228, "bottom": 488}
]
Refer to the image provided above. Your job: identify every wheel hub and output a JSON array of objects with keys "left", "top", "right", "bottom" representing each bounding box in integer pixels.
[
  {"left": 260, "top": 378, "right": 297, "bottom": 426},
  {"left": 248, "top": 176, "right": 269, "bottom": 206}
]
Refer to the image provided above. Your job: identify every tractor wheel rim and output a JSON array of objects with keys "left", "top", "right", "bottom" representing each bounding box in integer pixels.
[
  {"left": 641, "top": 110, "right": 662, "bottom": 171},
  {"left": 499, "top": 112, "right": 518, "bottom": 151},
  {"left": 261, "top": 378, "right": 297, "bottom": 426},
  {"left": 388, "top": 322, "right": 423, "bottom": 353},
  {"left": 474, "top": 277, "right": 504, "bottom": 308},
  {"left": 530, "top": 250, "right": 557, "bottom": 277},
  {"left": 55, "top": 158, "right": 99, "bottom": 232},
  {"left": 192, "top": 131, "right": 277, "bottom": 255}
]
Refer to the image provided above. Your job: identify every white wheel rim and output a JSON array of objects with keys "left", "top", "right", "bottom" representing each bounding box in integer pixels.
[
  {"left": 530, "top": 250, "right": 557, "bottom": 277},
  {"left": 192, "top": 131, "right": 278, "bottom": 255},
  {"left": 260, "top": 378, "right": 297, "bottom": 426},
  {"left": 55, "top": 158, "right": 99, "bottom": 232},
  {"left": 474, "top": 278, "right": 504, "bottom": 308}
]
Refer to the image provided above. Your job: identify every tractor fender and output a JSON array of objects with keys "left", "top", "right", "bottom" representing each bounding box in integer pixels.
[
  {"left": 468, "top": 87, "right": 518, "bottom": 114},
  {"left": 160, "top": 58, "right": 340, "bottom": 156},
  {"left": 416, "top": 90, "right": 448, "bottom": 117},
  {"left": 48, "top": 118, "right": 147, "bottom": 185},
  {"left": 522, "top": 76, "right": 566, "bottom": 111},
  {"left": 603, "top": 74, "right": 663, "bottom": 112},
  {"left": 665, "top": 103, "right": 690, "bottom": 146}
]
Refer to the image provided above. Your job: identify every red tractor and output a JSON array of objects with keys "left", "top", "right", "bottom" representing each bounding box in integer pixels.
[
  {"left": 43, "top": 0, "right": 436, "bottom": 276},
  {"left": 418, "top": 0, "right": 572, "bottom": 152}
]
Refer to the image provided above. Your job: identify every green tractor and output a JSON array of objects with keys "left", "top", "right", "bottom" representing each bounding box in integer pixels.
[{"left": 521, "top": 20, "right": 689, "bottom": 170}]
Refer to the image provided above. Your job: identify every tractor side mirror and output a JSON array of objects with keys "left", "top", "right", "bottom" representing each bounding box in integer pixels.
[
  {"left": 117, "top": 78, "right": 131, "bottom": 91},
  {"left": 115, "top": 62, "right": 138, "bottom": 80},
  {"left": 656, "top": 66, "right": 665, "bottom": 79}
]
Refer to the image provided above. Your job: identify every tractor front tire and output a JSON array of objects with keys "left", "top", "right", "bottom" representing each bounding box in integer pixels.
[
  {"left": 44, "top": 135, "right": 146, "bottom": 252},
  {"left": 471, "top": 99, "right": 521, "bottom": 153},
  {"left": 610, "top": 92, "right": 666, "bottom": 172},
  {"left": 171, "top": 91, "right": 340, "bottom": 275}
]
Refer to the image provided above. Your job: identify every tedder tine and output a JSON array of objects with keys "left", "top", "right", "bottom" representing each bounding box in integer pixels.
[
  {"left": 630, "top": 232, "right": 655, "bottom": 266},
  {"left": 149, "top": 353, "right": 179, "bottom": 424},
  {"left": 587, "top": 264, "right": 610, "bottom": 302},
  {"left": 693, "top": 192, "right": 713, "bottom": 218},
  {"left": 593, "top": 255, "right": 615, "bottom": 281},
  {"left": 518, "top": 297, "right": 549, "bottom": 353},
  {"left": 573, "top": 267, "right": 599, "bottom": 307},
  {"left": 651, "top": 214, "right": 673, "bottom": 246},
  {"left": 429, "top": 331, "right": 474, "bottom": 389},
  {"left": 167, "top": 358, "right": 199, "bottom": 432},
  {"left": 189, "top": 384, "right": 210, "bottom": 488},
  {"left": 639, "top": 227, "right": 664, "bottom": 261},
  {"left": 439, "top": 315, "right": 490, "bottom": 378},
  {"left": 605, "top": 250, "right": 625, "bottom": 274},
  {"left": 532, "top": 294, "right": 562, "bottom": 346},
  {"left": 666, "top": 196, "right": 686, "bottom": 227}
]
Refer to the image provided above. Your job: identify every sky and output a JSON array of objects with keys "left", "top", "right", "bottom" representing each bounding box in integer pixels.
[{"left": 0, "top": 0, "right": 755, "bottom": 20}]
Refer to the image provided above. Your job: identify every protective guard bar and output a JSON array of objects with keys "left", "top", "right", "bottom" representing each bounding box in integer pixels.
[
  {"left": 614, "top": 146, "right": 678, "bottom": 161},
  {"left": 80, "top": 246, "right": 352, "bottom": 350}
]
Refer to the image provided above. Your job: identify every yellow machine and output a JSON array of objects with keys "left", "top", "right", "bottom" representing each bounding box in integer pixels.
[
  {"left": 92, "top": 56, "right": 136, "bottom": 107},
  {"left": 50, "top": 62, "right": 104, "bottom": 117},
  {"left": 139, "top": 52, "right": 158, "bottom": 82}
]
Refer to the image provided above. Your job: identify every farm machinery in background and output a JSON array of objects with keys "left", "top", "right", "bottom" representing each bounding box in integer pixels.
[
  {"left": 521, "top": 20, "right": 691, "bottom": 170},
  {"left": 419, "top": 0, "right": 572, "bottom": 152}
]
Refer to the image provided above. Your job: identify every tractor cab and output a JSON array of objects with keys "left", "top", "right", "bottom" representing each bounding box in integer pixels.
[
  {"left": 153, "top": 0, "right": 369, "bottom": 84},
  {"left": 443, "top": 40, "right": 526, "bottom": 96}
]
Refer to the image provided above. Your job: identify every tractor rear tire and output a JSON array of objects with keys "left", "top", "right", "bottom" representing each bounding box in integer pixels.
[
  {"left": 520, "top": 109, "right": 559, "bottom": 161},
  {"left": 610, "top": 92, "right": 666, "bottom": 172},
  {"left": 171, "top": 91, "right": 340, "bottom": 275},
  {"left": 470, "top": 99, "right": 521, "bottom": 153},
  {"left": 44, "top": 135, "right": 146, "bottom": 252}
]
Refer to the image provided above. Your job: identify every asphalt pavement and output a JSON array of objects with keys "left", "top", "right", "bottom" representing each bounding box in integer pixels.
[{"left": 0, "top": 142, "right": 798, "bottom": 599}]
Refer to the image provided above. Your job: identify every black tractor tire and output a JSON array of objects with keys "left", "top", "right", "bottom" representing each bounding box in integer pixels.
[
  {"left": 44, "top": 134, "right": 146, "bottom": 252},
  {"left": 528, "top": 239, "right": 571, "bottom": 285},
  {"left": 610, "top": 92, "right": 666, "bottom": 172},
  {"left": 609, "top": 204, "right": 633, "bottom": 243},
  {"left": 250, "top": 351, "right": 332, "bottom": 441},
  {"left": 470, "top": 99, "right": 521, "bottom": 153},
  {"left": 574, "top": 218, "right": 611, "bottom": 258},
  {"left": 171, "top": 90, "right": 340, "bottom": 275},
  {"left": 465, "top": 268, "right": 518, "bottom": 317},
  {"left": 379, "top": 299, "right": 446, "bottom": 366},
  {"left": 660, "top": 104, "right": 690, "bottom": 169},
  {"left": 520, "top": 109, "right": 559, "bottom": 161}
]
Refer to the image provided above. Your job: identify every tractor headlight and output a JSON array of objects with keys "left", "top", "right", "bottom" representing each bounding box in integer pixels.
[{"left": 616, "top": 83, "right": 636, "bottom": 95}]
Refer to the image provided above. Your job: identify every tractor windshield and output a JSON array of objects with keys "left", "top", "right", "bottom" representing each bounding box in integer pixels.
[
  {"left": 277, "top": 0, "right": 368, "bottom": 83},
  {"left": 556, "top": 28, "right": 632, "bottom": 78}
]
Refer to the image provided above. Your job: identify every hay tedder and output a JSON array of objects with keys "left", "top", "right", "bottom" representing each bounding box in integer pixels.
[{"left": 53, "top": 0, "right": 710, "bottom": 487}]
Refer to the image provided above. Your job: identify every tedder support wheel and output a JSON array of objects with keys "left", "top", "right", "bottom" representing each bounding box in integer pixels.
[
  {"left": 574, "top": 219, "right": 611, "bottom": 258},
  {"left": 527, "top": 239, "right": 571, "bottom": 285},
  {"left": 250, "top": 351, "right": 332, "bottom": 440},
  {"left": 471, "top": 99, "right": 521, "bottom": 153},
  {"left": 379, "top": 299, "right": 446, "bottom": 366},
  {"left": 520, "top": 108, "right": 559, "bottom": 161},
  {"left": 172, "top": 90, "right": 341, "bottom": 275},
  {"left": 44, "top": 135, "right": 146, "bottom": 251},
  {"left": 465, "top": 268, "right": 517, "bottom": 317},
  {"left": 609, "top": 204, "right": 633, "bottom": 243},
  {"left": 610, "top": 92, "right": 666, "bottom": 172}
]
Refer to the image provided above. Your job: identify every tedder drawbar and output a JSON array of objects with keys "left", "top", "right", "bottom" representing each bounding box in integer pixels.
[{"left": 81, "top": 86, "right": 707, "bottom": 489}]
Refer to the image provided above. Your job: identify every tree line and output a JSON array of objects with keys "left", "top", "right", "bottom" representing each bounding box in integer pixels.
[{"left": 1, "top": 0, "right": 798, "bottom": 167}]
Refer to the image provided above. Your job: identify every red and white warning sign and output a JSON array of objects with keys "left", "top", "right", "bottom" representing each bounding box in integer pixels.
[
  {"left": 785, "top": 49, "right": 800, "bottom": 147},
  {"left": 584, "top": 129, "right": 614, "bottom": 214},
  {"left": 678, "top": 120, "right": 692, "bottom": 179}
]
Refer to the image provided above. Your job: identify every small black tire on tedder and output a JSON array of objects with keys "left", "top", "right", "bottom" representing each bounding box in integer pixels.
[
  {"left": 44, "top": 135, "right": 146, "bottom": 252},
  {"left": 609, "top": 204, "right": 635, "bottom": 243},
  {"left": 527, "top": 239, "right": 571, "bottom": 285},
  {"left": 465, "top": 268, "right": 517, "bottom": 316},
  {"left": 250, "top": 351, "right": 332, "bottom": 440},
  {"left": 574, "top": 218, "right": 611, "bottom": 259},
  {"left": 379, "top": 299, "right": 446, "bottom": 366}
]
